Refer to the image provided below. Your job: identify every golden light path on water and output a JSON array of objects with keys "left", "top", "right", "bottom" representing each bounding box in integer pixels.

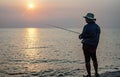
[
  {"left": 26, "top": 28, "right": 38, "bottom": 38},
  {"left": 22, "top": 28, "right": 56, "bottom": 71},
  {"left": 24, "top": 28, "right": 40, "bottom": 60}
]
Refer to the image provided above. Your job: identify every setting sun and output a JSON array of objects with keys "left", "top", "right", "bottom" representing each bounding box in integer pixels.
[{"left": 28, "top": 3, "right": 35, "bottom": 9}]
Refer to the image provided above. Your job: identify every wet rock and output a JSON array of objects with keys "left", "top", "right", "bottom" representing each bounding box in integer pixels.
[
  {"left": 57, "top": 73, "right": 64, "bottom": 77},
  {"left": 39, "top": 76, "right": 45, "bottom": 77},
  {"left": 64, "top": 72, "right": 73, "bottom": 76},
  {"left": 114, "top": 67, "right": 119, "bottom": 70},
  {"left": 21, "top": 75, "right": 30, "bottom": 77},
  {"left": 31, "top": 72, "right": 39, "bottom": 76}
]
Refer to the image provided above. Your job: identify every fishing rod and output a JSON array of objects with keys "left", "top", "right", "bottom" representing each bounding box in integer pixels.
[{"left": 45, "top": 24, "right": 81, "bottom": 34}]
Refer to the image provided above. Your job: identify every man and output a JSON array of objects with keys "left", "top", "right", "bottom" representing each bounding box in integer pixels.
[{"left": 79, "top": 13, "right": 101, "bottom": 77}]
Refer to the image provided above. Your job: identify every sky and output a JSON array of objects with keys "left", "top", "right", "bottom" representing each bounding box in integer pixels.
[{"left": 0, "top": 0, "right": 120, "bottom": 28}]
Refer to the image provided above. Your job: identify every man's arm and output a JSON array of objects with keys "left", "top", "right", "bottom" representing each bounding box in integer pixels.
[
  {"left": 79, "top": 26, "right": 86, "bottom": 39},
  {"left": 79, "top": 26, "right": 91, "bottom": 39}
]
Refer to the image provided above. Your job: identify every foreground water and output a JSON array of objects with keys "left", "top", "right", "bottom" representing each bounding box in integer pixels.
[{"left": 0, "top": 28, "right": 120, "bottom": 77}]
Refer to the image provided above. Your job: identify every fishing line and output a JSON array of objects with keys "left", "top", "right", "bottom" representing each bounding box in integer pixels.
[{"left": 44, "top": 24, "right": 81, "bottom": 34}]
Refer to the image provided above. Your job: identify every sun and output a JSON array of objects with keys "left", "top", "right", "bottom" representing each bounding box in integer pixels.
[{"left": 28, "top": 3, "right": 35, "bottom": 9}]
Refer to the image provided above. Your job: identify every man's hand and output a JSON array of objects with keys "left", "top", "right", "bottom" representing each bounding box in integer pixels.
[{"left": 79, "top": 34, "right": 82, "bottom": 39}]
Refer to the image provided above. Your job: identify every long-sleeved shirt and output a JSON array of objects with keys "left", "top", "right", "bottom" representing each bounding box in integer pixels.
[{"left": 80, "top": 22, "right": 101, "bottom": 47}]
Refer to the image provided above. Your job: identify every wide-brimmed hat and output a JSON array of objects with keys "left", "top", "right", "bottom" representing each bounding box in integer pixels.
[{"left": 83, "top": 13, "right": 96, "bottom": 20}]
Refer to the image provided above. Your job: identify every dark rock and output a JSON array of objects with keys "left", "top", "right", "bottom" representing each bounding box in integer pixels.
[{"left": 57, "top": 73, "right": 64, "bottom": 77}]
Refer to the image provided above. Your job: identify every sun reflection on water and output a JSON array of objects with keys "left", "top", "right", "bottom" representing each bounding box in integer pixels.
[
  {"left": 26, "top": 28, "right": 39, "bottom": 38},
  {"left": 24, "top": 28, "right": 40, "bottom": 60}
]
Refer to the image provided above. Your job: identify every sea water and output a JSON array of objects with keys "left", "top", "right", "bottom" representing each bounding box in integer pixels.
[{"left": 0, "top": 28, "right": 120, "bottom": 77}]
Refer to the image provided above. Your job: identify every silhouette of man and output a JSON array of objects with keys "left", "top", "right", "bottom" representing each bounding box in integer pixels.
[{"left": 79, "top": 13, "right": 101, "bottom": 77}]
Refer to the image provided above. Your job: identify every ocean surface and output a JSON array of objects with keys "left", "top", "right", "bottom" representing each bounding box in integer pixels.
[{"left": 0, "top": 28, "right": 120, "bottom": 77}]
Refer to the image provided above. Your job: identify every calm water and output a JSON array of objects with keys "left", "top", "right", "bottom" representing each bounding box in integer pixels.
[{"left": 0, "top": 28, "right": 120, "bottom": 77}]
